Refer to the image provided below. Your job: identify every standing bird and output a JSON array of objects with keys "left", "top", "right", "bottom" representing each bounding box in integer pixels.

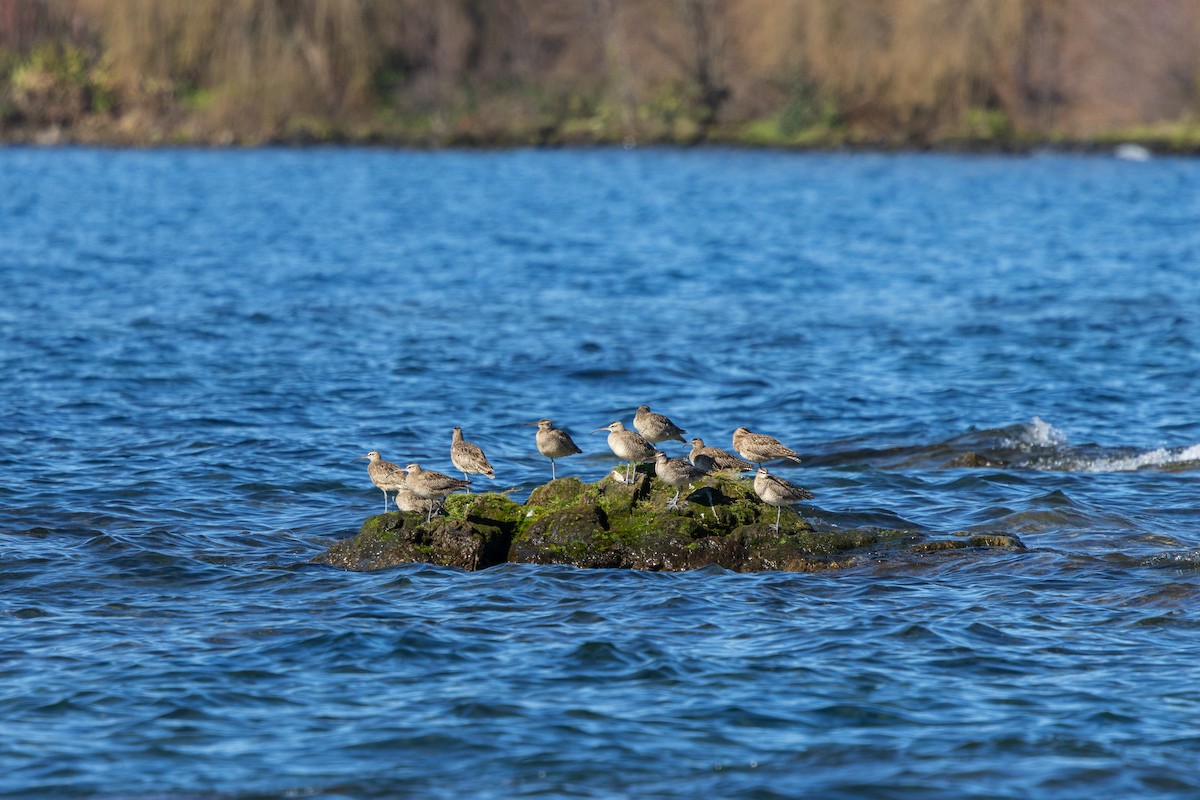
[
  {"left": 394, "top": 486, "right": 440, "bottom": 516},
  {"left": 450, "top": 426, "right": 495, "bottom": 488},
  {"left": 688, "top": 437, "right": 753, "bottom": 473},
  {"left": 732, "top": 426, "right": 803, "bottom": 468},
  {"left": 753, "top": 467, "right": 814, "bottom": 531},
  {"left": 634, "top": 404, "right": 687, "bottom": 444},
  {"left": 401, "top": 463, "right": 472, "bottom": 524},
  {"left": 355, "top": 451, "right": 407, "bottom": 513},
  {"left": 591, "top": 420, "right": 656, "bottom": 484},
  {"left": 525, "top": 418, "right": 582, "bottom": 480},
  {"left": 653, "top": 450, "right": 708, "bottom": 510}
]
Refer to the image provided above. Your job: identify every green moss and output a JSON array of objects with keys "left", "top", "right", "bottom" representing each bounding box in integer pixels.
[
  {"left": 526, "top": 478, "right": 590, "bottom": 512},
  {"left": 963, "top": 533, "right": 1025, "bottom": 549},
  {"left": 782, "top": 526, "right": 916, "bottom": 557},
  {"left": 317, "top": 472, "right": 1026, "bottom": 572},
  {"left": 356, "top": 511, "right": 407, "bottom": 541},
  {"left": 509, "top": 503, "right": 621, "bottom": 568},
  {"left": 444, "top": 491, "right": 525, "bottom": 524}
]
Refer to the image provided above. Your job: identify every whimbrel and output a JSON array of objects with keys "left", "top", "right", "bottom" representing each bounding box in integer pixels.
[
  {"left": 525, "top": 418, "right": 581, "bottom": 480},
  {"left": 591, "top": 420, "right": 656, "bottom": 483},
  {"left": 401, "top": 463, "right": 472, "bottom": 523},
  {"left": 450, "top": 426, "right": 494, "bottom": 488},
  {"left": 395, "top": 487, "right": 440, "bottom": 516},
  {"left": 653, "top": 450, "right": 708, "bottom": 509},
  {"left": 753, "top": 467, "right": 814, "bottom": 531},
  {"left": 355, "top": 451, "right": 407, "bottom": 513},
  {"left": 634, "top": 404, "right": 687, "bottom": 444},
  {"left": 688, "top": 437, "right": 753, "bottom": 473},
  {"left": 732, "top": 426, "right": 803, "bottom": 468}
]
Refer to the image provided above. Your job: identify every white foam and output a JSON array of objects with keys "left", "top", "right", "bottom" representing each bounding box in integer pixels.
[
  {"left": 1003, "top": 416, "right": 1067, "bottom": 449},
  {"left": 1085, "top": 443, "right": 1200, "bottom": 473},
  {"left": 1003, "top": 418, "right": 1200, "bottom": 473},
  {"left": 1027, "top": 417, "right": 1065, "bottom": 448}
]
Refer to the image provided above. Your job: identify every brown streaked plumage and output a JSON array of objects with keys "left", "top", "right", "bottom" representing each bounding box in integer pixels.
[
  {"left": 732, "top": 426, "right": 803, "bottom": 467},
  {"left": 653, "top": 450, "right": 708, "bottom": 510},
  {"left": 634, "top": 404, "right": 687, "bottom": 444},
  {"left": 395, "top": 487, "right": 440, "bottom": 516},
  {"left": 402, "top": 462, "right": 472, "bottom": 523},
  {"left": 451, "top": 426, "right": 494, "bottom": 488},
  {"left": 688, "top": 437, "right": 753, "bottom": 473},
  {"left": 591, "top": 420, "right": 656, "bottom": 484},
  {"left": 355, "top": 450, "right": 407, "bottom": 513},
  {"left": 525, "top": 418, "right": 582, "bottom": 480},
  {"left": 753, "top": 467, "right": 814, "bottom": 531}
]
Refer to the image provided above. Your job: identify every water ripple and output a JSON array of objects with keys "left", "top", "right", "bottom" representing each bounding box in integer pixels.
[{"left": 2, "top": 148, "right": 1200, "bottom": 798}]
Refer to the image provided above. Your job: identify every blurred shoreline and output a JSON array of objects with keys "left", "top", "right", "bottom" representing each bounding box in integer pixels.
[
  {"left": 0, "top": 123, "right": 1191, "bottom": 155},
  {"left": 4, "top": 1, "right": 1199, "bottom": 154}
]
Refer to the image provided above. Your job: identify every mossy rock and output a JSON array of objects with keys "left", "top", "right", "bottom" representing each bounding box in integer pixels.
[
  {"left": 313, "top": 502, "right": 514, "bottom": 572},
  {"left": 509, "top": 503, "right": 623, "bottom": 569},
  {"left": 938, "top": 532, "right": 1026, "bottom": 550},
  {"left": 315, "top": 475, "right": 1027, "bottom": 572},
  {"left": 443, "top": 491, "right": 526, "bottom": 528},
  {"left": 526, "top": 477, "right": 591, "bottom": 510}
]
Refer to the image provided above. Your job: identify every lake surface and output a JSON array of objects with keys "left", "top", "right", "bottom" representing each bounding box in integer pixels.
[{"left": 2, "top": 146, "right": 1200, "bottom": 798}]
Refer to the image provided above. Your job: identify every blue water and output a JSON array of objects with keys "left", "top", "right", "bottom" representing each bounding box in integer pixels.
[{"left": 3, "top": 147, "right": 1200, "bottom": 798}]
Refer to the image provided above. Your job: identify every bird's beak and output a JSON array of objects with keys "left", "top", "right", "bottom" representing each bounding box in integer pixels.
[
  {"left": 520, "top": 421, "right": 538, "bottom": 427},
  {"left": 590, "top": 426, "right": 608, "bottom": 434},
  {"left": 354, "top": 455, "right": 368, "bottom": 461}
]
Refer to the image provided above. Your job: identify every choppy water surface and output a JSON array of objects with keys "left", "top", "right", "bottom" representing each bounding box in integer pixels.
[{"left": 3, "top": 147, "right": 1200, "bottom": 798}]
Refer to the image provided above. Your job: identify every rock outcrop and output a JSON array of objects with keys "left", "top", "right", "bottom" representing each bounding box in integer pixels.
[{"left": 313, "top": 468, "right": 1024, "bottom": 573}]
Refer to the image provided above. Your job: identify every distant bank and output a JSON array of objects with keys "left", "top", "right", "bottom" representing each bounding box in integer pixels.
[
  {"left": 3, "top": 0, "right": 1199, "bottom": 153},
  {"left": 2, "top": 116, "right": 1195, "bottom": 157}
]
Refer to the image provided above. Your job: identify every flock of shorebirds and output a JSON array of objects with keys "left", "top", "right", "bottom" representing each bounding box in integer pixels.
[{"left": 357, "top": 404, "right": 814, "bottom": 530}]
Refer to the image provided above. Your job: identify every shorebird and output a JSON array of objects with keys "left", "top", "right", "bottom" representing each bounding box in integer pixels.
[
  {"left": 355, "top": 451, "right": 407, "bottom": 513},
  {"left": 401, "top": 463, "right": 472, "bottom": 523},
  {"left": 450, "top": 426, "right": 494, "bottom": 488},
  {"left": 634, "top": 404, "right": 687, "bottom": 444},
  {"left": 688, "top": 437, "right": 753, "bottom": 473},
  {"left": 395, "top": 487, "right": 440, "bottom": 516},
  {"left": 732, "top": 426, "right": 803, "bottom": 468},
  {"left": 753, "top": 467, "right": 814, "bottom": 531},
  {"left": 653, "top": 450, "right": 708, "bottom": 510},
  {"left": 591, "top": 420, "right": 656, "bottom": 484},
  {"left": 524, "top": 418, "right": 581, "bottom": 480}
]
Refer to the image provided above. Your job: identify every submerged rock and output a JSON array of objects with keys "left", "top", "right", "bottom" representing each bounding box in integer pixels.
[
  {"left": 313, "top": 468, "right": 1025, "bottom": 573},
  {"left": 941, "top": 450, "right": 1009, "bottom": 469}
]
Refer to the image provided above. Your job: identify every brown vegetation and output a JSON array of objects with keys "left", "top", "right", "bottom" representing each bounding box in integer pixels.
[{"left": 1, "top": 0, "right": 1198, "bottom": 148}]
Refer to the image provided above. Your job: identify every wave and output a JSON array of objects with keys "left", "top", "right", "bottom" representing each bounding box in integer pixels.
[
  {"left": 1003, "top": 415, "right": 1068, "bottom": 449},
  {"left": 1007, "top": 417, "right": 1200, "bottom": 473},
  {"left": 811, "top": 417, "right": 1200, "bottom": 474},
  {"left": 1083, "top": 443, "right": 1200, "bottom": 473}
]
